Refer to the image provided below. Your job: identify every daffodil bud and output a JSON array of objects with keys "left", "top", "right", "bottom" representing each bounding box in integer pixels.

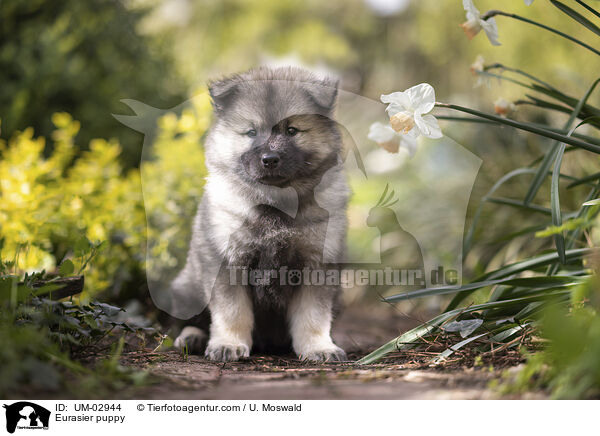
[
  {"left": 494, "top": 98, "right": 517, "bottom": 117},
  {"left": 470, "top": 55, "right": 485, "bottom": 76}
]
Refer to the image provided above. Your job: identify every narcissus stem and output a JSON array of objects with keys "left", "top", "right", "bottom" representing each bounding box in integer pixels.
[
  {"left": 484, "top": 63, "right": 558, "bottom": 91},
  {"left": 435, "top": 102, "right": 600, "bottom": 154},
  {"left": 483, "top": 10, "right": 600, "bottom": 56}
]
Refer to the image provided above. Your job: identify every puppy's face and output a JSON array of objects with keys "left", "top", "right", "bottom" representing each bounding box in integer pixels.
[{"left": 205, "top": 68, "right": 341, "bottom": 190}]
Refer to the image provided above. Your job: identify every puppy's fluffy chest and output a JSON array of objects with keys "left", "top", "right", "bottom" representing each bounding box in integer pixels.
[{"left": 226, "top": 201, "right": 328, "bottom": 270}]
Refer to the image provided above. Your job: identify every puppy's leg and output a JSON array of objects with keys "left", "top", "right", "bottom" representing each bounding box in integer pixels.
[
  {"left": 288, "top": 286, "right": 346, "bottom": 362},
  {"left": 174, "top": 326, "right": 208, "bottom": 354},
  {"left": 205, "top": 285, "right": 254, "bottom": 362}
]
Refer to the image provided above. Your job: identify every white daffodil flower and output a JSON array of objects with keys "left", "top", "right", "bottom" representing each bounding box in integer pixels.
[
  {"left": 494, "top": 97, "right": 517, "bottom": 117},
  {"left": 368, "top": 122, "right": 418, "bottom": 156},
  {"left": 380, "top": 83, "right": 443, "bottom": 139},
  {"left": 461, "top": 0, "right": 501, "bottom": 46}
]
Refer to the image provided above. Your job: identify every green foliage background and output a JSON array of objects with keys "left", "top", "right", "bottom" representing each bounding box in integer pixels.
[
  {"left": 1, "top": 0, "right": 600, "bottom": 398},
  {"left": 2, "top": 0, "right": 598, "bottom": 299},
  {"left": 0, "top": 0, "right": 185, "bottom": 166}
]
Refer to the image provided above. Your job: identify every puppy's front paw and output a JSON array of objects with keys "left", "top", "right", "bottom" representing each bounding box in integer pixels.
[
  {"left": 174, "top": 326, "right": 208, "bottom": 354},
  {"left": 298, "top": 344, "right": 347, "bottom": 362},
  {"left": 205, "top": 342, "right": 250, "bottom": 362}
]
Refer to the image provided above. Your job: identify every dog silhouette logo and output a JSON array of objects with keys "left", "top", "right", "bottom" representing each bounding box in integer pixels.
[{"left": 3, "top": 402, "right": 50, "bottom": 433}]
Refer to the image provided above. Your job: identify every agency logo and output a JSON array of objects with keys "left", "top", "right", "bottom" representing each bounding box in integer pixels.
[{"left": 2, "top": 402, "right": 50, "bottom": 434}]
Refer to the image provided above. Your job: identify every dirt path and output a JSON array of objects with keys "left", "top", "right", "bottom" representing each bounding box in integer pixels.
[{"left": 112, "top": 306, "right": 535, "bottom": 400}]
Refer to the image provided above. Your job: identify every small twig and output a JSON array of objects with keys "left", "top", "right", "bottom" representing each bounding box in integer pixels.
[{"left": 30, "top": 276, "right": 84, "bottom": 300}]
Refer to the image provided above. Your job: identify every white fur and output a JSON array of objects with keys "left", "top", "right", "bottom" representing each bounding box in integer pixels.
[
  {"left": 205, "top": 285, "right": 254, "bottom": 361},
  {"left": 288, "top": 286, "right": 346, "bottom": 361}
]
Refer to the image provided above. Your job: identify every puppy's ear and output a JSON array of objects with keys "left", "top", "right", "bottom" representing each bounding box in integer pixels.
[
  {"left": 303, "top": 77, "right": 339, "bottom": 113},
  {"left": 208, "top": 77, "right": 239, "bottom": 114}
]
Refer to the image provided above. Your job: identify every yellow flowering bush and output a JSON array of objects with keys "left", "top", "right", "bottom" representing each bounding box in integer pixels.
[
  {"left": 0, "top": 90, "right": 211, "bottom": 298},
  {"left": 142, "top": 92, "right": 211, "bottom": 281}
]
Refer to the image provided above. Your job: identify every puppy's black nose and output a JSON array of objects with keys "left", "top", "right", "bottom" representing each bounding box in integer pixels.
[{"left": 261, "top": 152, "right": 280, "bottom": 169}]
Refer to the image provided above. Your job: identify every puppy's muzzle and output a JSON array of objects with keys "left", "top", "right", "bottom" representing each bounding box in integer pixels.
[{"left": 261, "top": 152, "right": 280, "bottom": 169}]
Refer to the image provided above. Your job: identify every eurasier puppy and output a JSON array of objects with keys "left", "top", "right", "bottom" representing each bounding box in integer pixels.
[{"left": 172, "top": 67, "right": 349, "bottom": 362}]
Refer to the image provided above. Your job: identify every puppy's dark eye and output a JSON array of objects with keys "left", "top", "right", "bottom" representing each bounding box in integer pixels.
[
  {"left": 286, "top": 127, "right": 299, "bottom": 136},
  {"left": 245, "top": 129, "right": 257, "bottom": 137}
]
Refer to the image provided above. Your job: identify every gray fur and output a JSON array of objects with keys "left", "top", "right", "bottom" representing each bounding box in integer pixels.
[{"left": 172, "top": 67, "right": 349, "bottom": 362}]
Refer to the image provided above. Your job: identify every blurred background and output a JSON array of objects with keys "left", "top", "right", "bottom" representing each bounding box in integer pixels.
[{"left": 1, "top": 0, "right": 598, "bottom": 314}]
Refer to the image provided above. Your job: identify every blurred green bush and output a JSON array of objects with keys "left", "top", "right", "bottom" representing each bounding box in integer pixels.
[
  {"left": 0, "top": 90, "right": 211, "bottom": 298},
  {"left": 0, "top": 0, "right": 185, "bottom": 167}
]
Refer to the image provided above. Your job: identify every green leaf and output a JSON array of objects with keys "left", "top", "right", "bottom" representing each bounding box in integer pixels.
[
  {"left": 385, "top": 276, "right": 582, "bottom": 303},
  {"left": 58, "top": 259, "right": 75, "bottom": 277},
  {"left": 551, "top": 0, "right": 600, "bottom": 37},
  {"left": 359, "top": 293, "right": 569, "bottom": 364},
  {"left": 463, "top": 168, "right": 536, "bottom": 257},
  {"left": 530, "top": 84, "right": 600, "bottom": 119},
  {"left": 437, "top": 116, "right": 600, "bottom": 146},
  {"left": 437, "top": 103, "right": 600, "bottom": 153},
  {"left": 74, "top": 235, "right": 92, "bottom": 257},
  {"left": 535, "top": 218, "right": 587, "bottom": 237},
  {"left": 524, "top": 78, "right": 600, "bottom": 204},
  {"left": 567, "top": 171, "right": 600, "bottom": 188},
  {"left": 494, "top": 223, "right": 551, "bottom": 242},
  {"left": 583, "top": 198, "right": 600, "bottom": 206},
  {"left": 489, "top": 323, "right": 531, "bottom": 343},
  {"left": 445, "top": 248, "right": 593, "bottom": 311},
  {"left": 575, "top": 0, "right": 600, "bottom": 20},
  {"left": 551, "top": 143, "right": 567, "bottom": 263},
  {"left": 524, "top": 95, "right": 575, "bottom": 116},
  {"left": 33, "top": 283, "right": 62, "bottom": 297},
  {"left": 552, "top": 116, "right": 600, "bottom": 264},
  {"left": 431, "top": 333, "right": 488, "bottom": 365},
  {"left": 487, "top": 196, "right": 555, "bottom": 215},
  {"left": 564, "top": 180, "right": 600, "bottom": 252}
]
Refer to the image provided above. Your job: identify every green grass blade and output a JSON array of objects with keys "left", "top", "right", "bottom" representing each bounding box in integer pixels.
[
  {"left": 567, "top": 170, "right": 600, "bottom": 188},
  {"left": 444, "top": 248, "right": 593, "bottom": 311},
  {"left": 385, "top": 276, "right": 582, "bottom": 303},
  {"left": 485, "top": 63, "right": 559, "bottom": 91},
  {"left": 565, "top": 181, "right": 600, "bottom": 250},
  {"left": 523, "top": 95, "right": 576, "bottom": 116},
  {"left": 436, "top": 116, "right": 600, "bottom": 146},
  {"left": 575, "top": 0, "right": 600, "bottom": 19},
  {"left": 551, "top": 118, "right": 598, "bottom": 264},
  {"left": 492, "top": 223, "right": 551, "bottom": 242},
  {"left": 463, "top": 168, "right": 536, "bottom": 257},
  {"left": 530, "top": 84, "right": 600, "bottom": 118},
  {"left": 436, "top": 103, "right": 600, "bottom": 153},
  {"left": 359, "top": 293, "right": 570, "bottom": 364},
  {"left": 524, "top": 78, "right": 600, "bottom": 203},
  {"left": 551, "top": 143, "right": 567, "bottom": 263},
  {"left": 551, "top": 0, "right": 600, "bottom": 37},
  {"left": 357, "top": 317, "right": 448, "bottom": 364},
  {"left": 487, "top": 197, "right": 553, "bottom": 215},
  {"left": 431, "top": 333, "right": 487, "bottom": 364}
]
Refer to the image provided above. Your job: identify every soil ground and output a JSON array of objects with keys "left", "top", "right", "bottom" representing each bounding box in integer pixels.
[{"left": 99, "top": 306, "right": 539, "bottom": 400}]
